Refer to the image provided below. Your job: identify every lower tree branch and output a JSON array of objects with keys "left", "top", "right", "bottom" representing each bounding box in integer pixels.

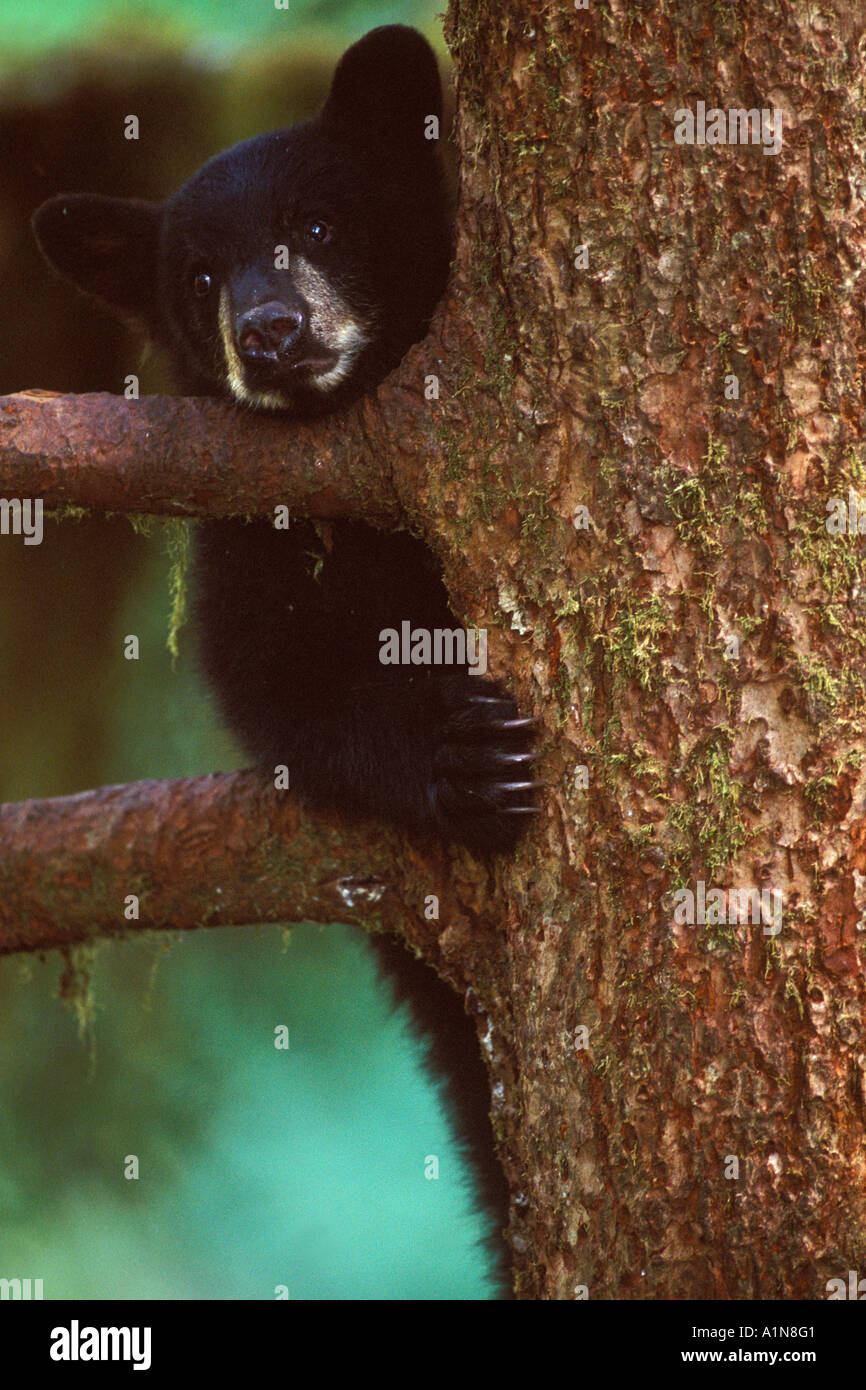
[{"left": 0, "top": 770, "right": 452, "bottom": 957}]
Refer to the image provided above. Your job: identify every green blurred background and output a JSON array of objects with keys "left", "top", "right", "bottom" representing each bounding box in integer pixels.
[{"left": 0, "top": 0, "right": 498, "bottom": 1299}]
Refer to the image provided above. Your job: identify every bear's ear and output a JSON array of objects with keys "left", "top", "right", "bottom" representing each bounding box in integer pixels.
[
  {"left": 32, "top": 193, "right": 163, "bottom": 328},
  {"left": 320, "top": 25, "right": 443, "bottom": 152}
]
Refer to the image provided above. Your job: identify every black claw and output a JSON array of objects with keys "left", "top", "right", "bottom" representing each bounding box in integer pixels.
[{"left": 430, "top": 675, "right": 537, "bottom": 851}]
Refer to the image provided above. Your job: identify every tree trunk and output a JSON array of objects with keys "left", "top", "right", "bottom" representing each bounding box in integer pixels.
[{"left": 434, "top": 0, "right": 866, "bottom": 1297}]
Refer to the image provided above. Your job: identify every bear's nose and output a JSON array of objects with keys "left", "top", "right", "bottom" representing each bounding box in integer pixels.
[{"left": 236, "top": 301, "right": 307, "bottom": 360}]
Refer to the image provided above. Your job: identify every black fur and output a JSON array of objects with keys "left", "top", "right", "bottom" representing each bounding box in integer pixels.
[{"left": 33, "top": 25, "right": 533, "bottom": 1295}]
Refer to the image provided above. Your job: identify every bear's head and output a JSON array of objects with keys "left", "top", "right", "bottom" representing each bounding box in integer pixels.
[{"left": 33, "top": 25, "right": 450, "bottom": 415}]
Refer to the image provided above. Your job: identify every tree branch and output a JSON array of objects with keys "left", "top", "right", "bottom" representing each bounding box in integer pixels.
[
  {"left": 0, "top": 388, "right": 421, "bottom": 522},
  {"left": 0, "top": 769, "right": 455, "bottom": 958}
]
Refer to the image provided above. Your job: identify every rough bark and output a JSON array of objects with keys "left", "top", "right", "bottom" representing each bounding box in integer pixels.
[
  {"left": 432, "top": 0, "right": 866, "bottom": 1298},
  {"left": 5, "top": 0, "right": 866, "bottom": 1300}
]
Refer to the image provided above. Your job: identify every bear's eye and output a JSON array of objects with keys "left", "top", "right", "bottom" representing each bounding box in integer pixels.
[
  {"left": 193, "top": 270, "right": 213, "bottom": 296},
  {"left": 306, "top": 220, "right": 332, "bottom": 245}
]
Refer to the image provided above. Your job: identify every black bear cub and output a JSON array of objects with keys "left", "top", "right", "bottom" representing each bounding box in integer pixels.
[{"left": 33, "top": 25, "right": 532, "bottom": 1292}]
